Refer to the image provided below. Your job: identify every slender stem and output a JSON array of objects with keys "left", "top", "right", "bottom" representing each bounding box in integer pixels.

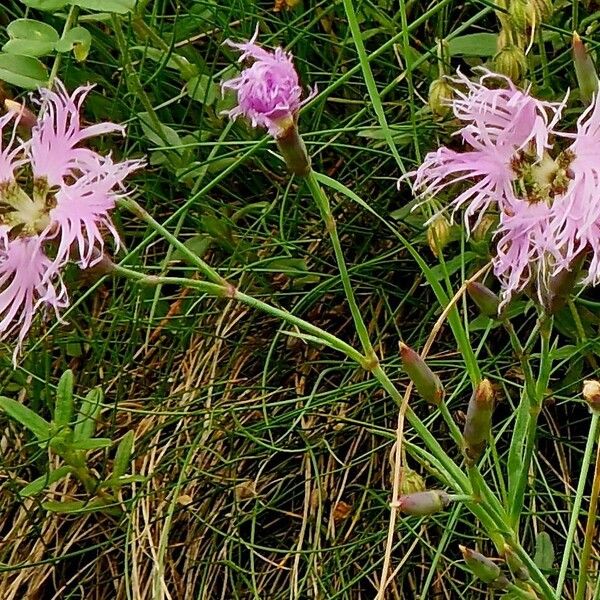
[
  {"left": 304, "top": 171, "right": 375, "bottom": 362},
  {"left": 575, "top": 420, "right": 600, "bottom": 600},
  {"left": 117, "top": 198, "right": 227, "bottom": 286},
  {"left": 48, "top": 5, "right": 79, "bottom": 88},
  {"left": 556, "top": 413, "right": 600, "bottom": 598}
]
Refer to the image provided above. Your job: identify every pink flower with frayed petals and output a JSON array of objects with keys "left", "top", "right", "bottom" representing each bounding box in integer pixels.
[
  {"left": 409, "top": 70, "right": 565, "bottom": 233},
  {"left": 493, "top": 200, "right": 555, "bottom": 305},
  {"left": 0, "top": 81, "right": 143, "bottom": 358},
  {"left": 222, "top": 26, "right": 315, "bottom": 137},
  {"left": 29, "top": 82, "right": 126, "bottom": 186},
  {"left": 0, "top": 235, "right": 67, "bottom": 356}
]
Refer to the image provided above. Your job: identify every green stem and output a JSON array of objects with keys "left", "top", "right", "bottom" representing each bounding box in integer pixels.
[
  {"left": 48, "top": 5, "right": 79, "bottom": 88},
  {"left": 304, "top": 171, "right": 375, "bottom": 362},
  {"left": 575, "top": 419, "right": 600, "bottom": 600},
  {"left": 556, "top": 412, "right": 600, "bottom": 598}
]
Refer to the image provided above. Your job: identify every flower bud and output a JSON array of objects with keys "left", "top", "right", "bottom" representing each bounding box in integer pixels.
[
  {"left": 467, "top": 282, "right": 501, "bottom": 318},
  {"left": 583, "top": 380, "right": 600, "bottom": 413},
  {"left": 573, "top": 31, "right": 599, "bottom": 105},
  {"left": 275, "top": 120, "right": 311, "bottom": 176},
  {"left": 399, "top": 490, "right": 449, "bottom": 516},
  {"left": 494, "top": 45, "right": 528, "bottom": 82},
  {"left": 510, "top": 0, "right": 550, "bottom": 31},
  {"left": 472, "top": 214, "right": 497, "bottom": 244},
  {"left": 540, "top": 251, "right": 585, "bottom": 315},
  {"left": 427, "top": 214, "right": 451, "bottom": 256},
  {"left": 399, "top": 467, "right": 426, "bottom": 495},
  {"left": 503, "top": 545, "right": 530, "bottom": 581},
  {"left": 400, "top": 342, "right": 444, "bottom": 405},
  {"left": 428, "top": 78, "right": 454, "bottom": 117},
  {"left": 460, "top": 546, "right": 505, "bottom": 584},
  {"left": 463, "top": 379, "right": 495, "bottom": 462},
  {"left": 4, "top": 99, "right": 37, "bottom": 130}
]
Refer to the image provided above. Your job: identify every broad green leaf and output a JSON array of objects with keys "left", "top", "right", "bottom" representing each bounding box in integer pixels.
[
  {"left": 20, "top": 0, "right": 68, "bottom": 10},
  {"left": 0, "top": 396, "right": 51, "bottom": 441},
  {"left": 534, "top": 532, "right": 555, "bottom": 571},
  {"left": 0, "top": 54, "right": 48, "bottom": 89},
  {"left": 112, "top": 431, "right": 135, "bottom": 479},
  {"left": 73, "top": 388, "right": 103, "bottom": 441},
  {"left": 448, "top": 33, "right": 498, "bottom": 57},
  {"left": 55, "top": 26, "right": 92, "bottom": 62},
  {"left": 170, "top": 234, "right": 212, "bottom": 264},
  {"left": 2, "top": 39, "right": 56, "bottom": 58},
  {"left": 20, "top": 466, "right": 72, "bottom": 497},
  {"left": 69, "top": 0, "right": 135, "bottom": 13},
  {"left": 54, "top": 369, "right": 74, "bottom": 428},
  {"left": 138, "top": 112, "right": 183, "bottom": 149},
  {"left": 186, "top": 74, "right": 217, "bottom": 105},
  {"left": 7, "top": 19, "right": 59, "bottom": 43},
  {"left": 70, "top": 437, "right": 113, "bottom": 450}
]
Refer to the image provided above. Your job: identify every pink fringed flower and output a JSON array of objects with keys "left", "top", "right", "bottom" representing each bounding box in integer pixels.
[
  {"left": 0, "top": 82, "right": 143, "bottom": 356},
  {"left": 222, "top": 26, "right": 315, "bottom": 138},
  {"left": 406, "top": 70, "right": 597, "bottom": 307}
]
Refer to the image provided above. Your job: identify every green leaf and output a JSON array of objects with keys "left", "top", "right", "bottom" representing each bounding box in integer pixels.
[
  {"left": 0, "top": 396, "right": 51, "bottom": 441},
  {"left": 8, "top": 19, "right": 59, "bottom": 42},
  {"left": 20, "top": 466, "right": 72, "bottom": 497},
  {"left": 2, "top": 40, "right": 56, "bottom": 58},
  {"left": 73, "top": 388, "right": 103, "bottom": 441},
  {"left": 170, "top": 234, "right": 212, "bottom": 264},
  {"left": 55, "top": 26, "right": 92, "bottom": 62},
  {"left": 43, "top": 497, "right": 118, "bottom": 514},
  {"left": 448, "top": 33, "right": 498, "bottom": 57},
  {"left": 69, "top": 0, "right": 135, "bottom": 13},
  {"left": 70, "top": 437, "right": 113, "bottom": 450},
  {"left": 129, "top": 46, "right": 194, "bottom": 74},
  {"left": 428, "top": 252, "right": 477, "bottom": 281},
  {"left": 138, "top": 112, "right": 183, "bottom": 149},
  {"left": 54, "top": 369, "right": 74, "bottom": 428},
  {"left": 0, "top": 54, "right": 48, "bottom": 89},
  {"left": 20, "top": 0, "right": 68, "bottom": 10},
  {"left": 534, "top": 532, "right": 555, "bottom": 571},
  {"left": 186, "top": 74, "right": 217, "bottom": 105},
  {"left": 112, "top": 431, "right": 135, "bottom": 479}
]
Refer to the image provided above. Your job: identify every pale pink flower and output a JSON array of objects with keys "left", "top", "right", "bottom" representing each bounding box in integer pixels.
[
  {"left": 222, "top": 26, "right": 315, "bottom": 137},
  {"left": 410, "top": 71, "right": 564, "bottom": 232},
  {"left": 493, "top": 200, "right": 555, "bottom": 305},
  {"left": 551, "top": 94, "right": 600, "bottom": 285},
  {"left": 0, "top": 81, "right": 142, "bottom": 356}
]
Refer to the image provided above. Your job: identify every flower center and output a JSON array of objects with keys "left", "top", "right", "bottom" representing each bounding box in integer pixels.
[{"left": 0, "top": 177, "right": 56, "bottom": 237}]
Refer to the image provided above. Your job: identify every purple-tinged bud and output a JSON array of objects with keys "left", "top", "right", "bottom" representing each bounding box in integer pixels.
[
  {"left": 583, "top": 380, "right": 600, "bottom": 413},
  {"left": 428, "top": 78, "right": 454, "bottom": 118},
  {"left": 398, "top": 490, "right": 450, "bottom": 516},
  {"left": 467, "top": 282, "right": 501, "bottom": 318},
  {"left": 503, "top": 545, "right": 530, "bottom": 581},
  {"left": 540, "top": 251, "right": 585, "bottom": 315},
  {"left": 573, "top": 31, "right": 599, "bottom": 105},
  {"left": 460, "top": 546, "right": 505, "bottom": 585},
  {"left": 494, "top": 45, "right": 528, "bottom": 82},
  {"left": 4, "top": 99, "right": 37, "bottom": 130},
  {"left": 463, "top": 379, "right": 495, "bottom": 462},
  {"left": 400, "top": 343, "right": 444, "bottom": 406}
]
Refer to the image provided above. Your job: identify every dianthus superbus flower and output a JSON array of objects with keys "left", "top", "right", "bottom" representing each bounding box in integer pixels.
[
  {"left": 222, "top": 26, "right": 314, "bottom": 175},
  {"left": 0, "top": 82, "right": 143, "bottom": 357}
]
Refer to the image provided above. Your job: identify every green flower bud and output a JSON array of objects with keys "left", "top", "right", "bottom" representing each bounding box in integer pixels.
[
  {"left": 274, "top": 119, "right": 311, "bottom": 176},
  {"left": 510, "top": 0, "right": 550, "bottom": 31},
  {"left": 573, "top": 31, "right": 599, "bottom": 105},
  {"left": 467, "top": 282, "right": 501, "bottom": 318},
  {"left": 400, "top": 343, "right": 444, "bottom": 405},
  {"left": 463, "top": 379, "right": 495, "bottom": 462},
  {"left": 399, "top": 490, "right": 450, "bottom": 516},
  {"left": 503, "top": 545, "right": 530, "bottom": 581},
  {"left": 460, "top": 546, "right": 504, "bottom": 584},
  {"left": 494, "top": 44, "right": 528, "bottom": 82},
  {"left": 428, "top": 78, "right": 454, "bottom": 117},
  {"left": 399, "top": 467, "right": 426, "bottom": 495},
  {"left": 583, "top": 380, "right": 600, "bottom": 413},
  {"left": 427, "top": 214, "right": 452, "bottom": 256}
]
